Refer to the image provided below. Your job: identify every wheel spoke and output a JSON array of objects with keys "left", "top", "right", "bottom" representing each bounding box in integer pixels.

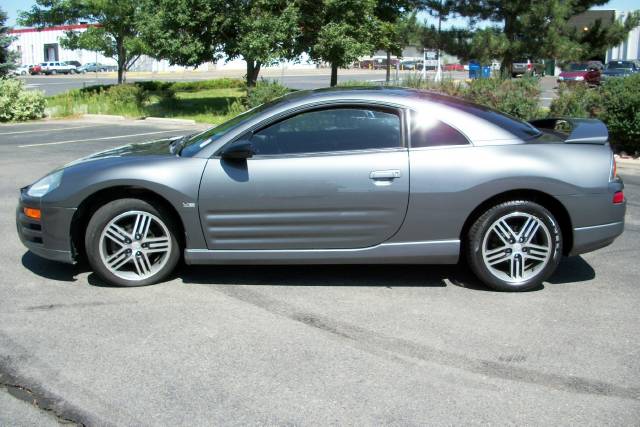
[
  {"left": 519, "top": 217, "right": 541, "bottom": 243},
  {"left": 487, "top": 250, "right": 511, "bottom": 266},
  {"left": 510, "top": 255, "right": 524, "bottom": 280},
  {"left": 133, "top": 253, "right": 151, "bottom": 276},
  {"left": 492, "top": 220, "right": 516, "bottom": 244},
  {"left": 107, "top": 248, "right": 131, "bottom": 271},
  {"left": 104, "top": 224, "right": 131, "bottom": 246},
  {"left": 524, "top": 244, "right": 550, "bottom": 262},
  {"left": 133, "top": 213, "right": 152, "bottom": 240}
]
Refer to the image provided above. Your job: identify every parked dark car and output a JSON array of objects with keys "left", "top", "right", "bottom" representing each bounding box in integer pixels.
[
  {"left": 557, "top": 62, "right": 601, "bottom": 85},
  {"left": 78, "top": 62, "right": 108, "bottom": 73},
  {"left": 400, "top": 60, "right": 424, "bottom": 71},
  {"left": 511, "top": 58, "right": 545, "bottom": 77},
  {"left": 17, "top": 88, "right": 625, "bottom": 292},
  {"left": 602, "top": 60, "right": 640, "bottom": 79}
]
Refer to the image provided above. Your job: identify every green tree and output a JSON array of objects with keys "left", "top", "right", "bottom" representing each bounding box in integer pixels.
[
  {"left": 299, "top": 0, "right": 378, "bottom": 87},
  {"left": 140, "top": 0, "right": 300, "bottom": 89},
  {"left": 19, "top": 0, "right": 146, "bottom": 83},
  {"left": 0, "top": 7, "right": 18, "bottom": 76},
  {"left": 374, "top": 2, "right": 421, "bottom": 82},
  {"left": 443, "top": 0, "right": 622, "bottom": 72}
]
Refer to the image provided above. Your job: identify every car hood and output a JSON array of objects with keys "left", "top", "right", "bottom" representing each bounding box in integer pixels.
[
  {"left": 63, "top": 137, "right": 181, "bottom": 168},
  {"left": 559, "top": 71, "right": 587, "bottom": 78}
]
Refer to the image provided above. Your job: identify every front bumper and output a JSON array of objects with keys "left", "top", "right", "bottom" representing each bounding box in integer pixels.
[{"left": 16, "top": 191, "right": 76, "bottom": 264}]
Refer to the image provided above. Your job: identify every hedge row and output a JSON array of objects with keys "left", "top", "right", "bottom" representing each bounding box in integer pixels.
[{"left": 550, "top": 74, "right": 640, "bottom": 154}]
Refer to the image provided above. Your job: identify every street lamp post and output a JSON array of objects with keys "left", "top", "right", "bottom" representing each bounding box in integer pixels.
[{"left": 422, "top": 48, "right": 427, "bottom": 81}]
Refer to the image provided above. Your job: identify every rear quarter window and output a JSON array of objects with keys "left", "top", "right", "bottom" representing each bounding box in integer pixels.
[{"left": 410, "top": 111, "right": 470, "bottom": 147}]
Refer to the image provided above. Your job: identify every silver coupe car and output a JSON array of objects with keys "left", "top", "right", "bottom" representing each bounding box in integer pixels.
[{"left": 17, "top": 88, "right": 625, "bottom": 291}]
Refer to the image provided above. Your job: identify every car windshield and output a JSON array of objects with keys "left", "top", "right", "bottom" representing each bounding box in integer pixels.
[
  {"left": 179, "top": 98, "right": 286, "bottom": 156},
  {"left": 568, "top": 63, "right": 589, "bottom": 71},
  {"left": 607, "top": 61, "right": 633, "bottom": 69}
]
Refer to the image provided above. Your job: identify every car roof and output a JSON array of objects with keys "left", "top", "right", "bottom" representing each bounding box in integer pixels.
[{"left": 247, "top": 87, "right": 534, "bottom": 145}]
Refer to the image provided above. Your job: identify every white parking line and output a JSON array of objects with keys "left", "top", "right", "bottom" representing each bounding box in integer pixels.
[
  {"left": 19, "top": 129, "right": 185, "bottom": 148},
  {"left": 0, "top": 124, "right": 103, "bottom": 135}
]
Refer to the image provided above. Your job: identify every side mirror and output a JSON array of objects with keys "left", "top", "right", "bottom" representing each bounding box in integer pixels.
[{"left": 220, "top": 140, "right": 254, "bottom": 160}]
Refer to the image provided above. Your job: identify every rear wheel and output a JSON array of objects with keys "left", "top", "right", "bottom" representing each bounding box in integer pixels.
[
  {"left": 467, "top": 200, "right": 562, "bottom": 291},
  {"left": 85, "top": 198, "right": 180, "bottom": 287}
]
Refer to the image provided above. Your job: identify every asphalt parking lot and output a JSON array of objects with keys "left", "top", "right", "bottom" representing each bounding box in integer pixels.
[{"left": 1, "top": 118, "right": 639, "bottom": 425}]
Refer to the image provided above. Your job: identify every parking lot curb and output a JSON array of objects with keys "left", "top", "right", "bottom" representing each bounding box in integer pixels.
[
  {"left": 144, "top": 117, "right": 197, "bottom": 125},
  {"left": 82, "top": 114, "right": 126, "bottom": 121}
]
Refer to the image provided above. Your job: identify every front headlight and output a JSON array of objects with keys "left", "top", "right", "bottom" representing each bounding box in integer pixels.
[
  {"left": 558, "top": 76, "right": 564, "bottom": 80},
  {"left": 27, "top": 170, "right": 64, "bottom": 197}
]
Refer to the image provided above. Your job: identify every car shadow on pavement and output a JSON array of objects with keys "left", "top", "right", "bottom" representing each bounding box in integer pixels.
[
  {"left": 22, "top": 250, "right": 596, "bottom": 291},
  {"left": 546, "top": 256, "right": 595, "bottom": 284},
  {"left": 21, "top": 251, "right": 89, "bottom": 282}
]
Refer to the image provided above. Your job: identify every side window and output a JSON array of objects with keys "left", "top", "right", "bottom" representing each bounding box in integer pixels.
[
  {"left": 250, "top": 107, "right": 401, "bottom": 155},
  {"left": 410, "top": 110, "right": 470, "bottom": 147}
]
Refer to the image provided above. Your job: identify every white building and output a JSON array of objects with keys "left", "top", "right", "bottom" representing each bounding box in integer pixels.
[
  {"left": 606, "top": 10, "right": 640, "bottom": 62},
  {"left": 8, "top": 24, "right": 316, "bottom": 71},
  {"left": 9, "top": 24, "right": 117, "bottom": 67}
]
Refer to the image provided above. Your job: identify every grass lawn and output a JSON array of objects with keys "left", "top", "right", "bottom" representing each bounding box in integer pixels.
[
  {"left": 46, "top": 81, "right": 247, "bottom": 124},
  {"left": 145, "top": 88, "right": 245, "bottom": 124}
]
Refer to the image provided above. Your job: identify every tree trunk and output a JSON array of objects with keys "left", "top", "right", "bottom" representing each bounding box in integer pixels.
[
  {"left": 246, "top": 59, "right": 262, "bottom": 88},
  {"left": 330, "top": 63, "right": 338, "bottom": 87},
  {"left": 385, "top": 51, "right": 391, "bottom": 82},
  {"left": 500, "top": 14, "right": 516, "bottom": 77},
  {"left": 116, "top": 37, "right": 126, "bottom": 84}
]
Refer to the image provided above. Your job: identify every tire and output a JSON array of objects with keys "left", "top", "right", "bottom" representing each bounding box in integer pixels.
[
  {"left": 467, "top": 200, "right": 562, "bottom": 292},
  {"left": 85, "top": 198, "right": 180, "bottom": 287}
]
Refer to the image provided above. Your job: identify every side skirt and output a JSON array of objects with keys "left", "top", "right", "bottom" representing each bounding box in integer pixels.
[{"left": 184, "top": 240, "right": 460, "bottom": 265}]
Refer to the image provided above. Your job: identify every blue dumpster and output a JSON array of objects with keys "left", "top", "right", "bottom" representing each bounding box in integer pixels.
[{"left": 468, "top": 62, "right": 480, "bottom": 79}]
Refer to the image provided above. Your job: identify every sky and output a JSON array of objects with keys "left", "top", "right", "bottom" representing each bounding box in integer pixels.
[{"left": 3, "top": 0, "right": 640, "bottom": 27}]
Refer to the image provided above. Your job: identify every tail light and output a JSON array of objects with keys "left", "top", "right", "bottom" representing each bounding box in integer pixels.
[
  {"left": 527, "top": 63, "right": 532, "bottom": 70},
  {"left": 611, "top": 155, "right": 618, "bottom": 181},
  {"left": 613, "top": 191, "right": 624, "bottom": 204}
]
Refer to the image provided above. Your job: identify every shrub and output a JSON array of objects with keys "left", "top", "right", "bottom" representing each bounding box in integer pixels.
[
  {"left": 105, "top": 84, "right": 149, "bottom": 108},
  {"left": 465, "top": 77, "right": 541, "bottom": 120},
  {"left": 247, "top": 80, "right": 291, "bottom": 108},
  {"left": 0, "top": 78, "right": 46, "bottom": 122},
  {"left": 549, "top": 83, "right": 602, "bottom": 118},
  {"left": 599, "top": 74, "right": 640, "bottom": 154}
]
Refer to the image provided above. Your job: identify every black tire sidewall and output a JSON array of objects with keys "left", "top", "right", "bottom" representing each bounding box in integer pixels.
[
  {"left": 85, "top": 198, "right": 180, "bottom": 287},
  {"left": 467, "top": 201, "right": 562, "bottom": 292}
]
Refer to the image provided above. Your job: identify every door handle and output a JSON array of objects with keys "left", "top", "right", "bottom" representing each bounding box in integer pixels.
[{"left": 369, "top": 170, "right": 401, "bottom": 180}]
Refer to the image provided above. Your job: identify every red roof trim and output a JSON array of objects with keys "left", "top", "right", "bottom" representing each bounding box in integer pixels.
[{"left": 9, "top": 24, "right": 97, "bottom": 34}]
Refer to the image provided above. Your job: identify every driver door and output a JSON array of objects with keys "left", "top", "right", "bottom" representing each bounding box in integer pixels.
[{"left": 198, "top": 105, "right": 409, "bottom": 250}]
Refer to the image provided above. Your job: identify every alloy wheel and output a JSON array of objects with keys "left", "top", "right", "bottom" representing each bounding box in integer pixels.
[
  {"left": 481, "top": 212, "right": 552, "bottom": 284},
  {"left": 98, "top": 210, "right": 172, "bottom": 281}
]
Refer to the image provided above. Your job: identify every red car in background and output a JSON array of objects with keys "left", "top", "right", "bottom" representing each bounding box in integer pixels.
[
  {"left": 557, "top": 62, "right": 601, "bottom": 85},
  {"left": 443, "top": 63, "right": 464, "bottom": 71},
  {"left": 28, "top": 64, "right": 42, "bottom": 75}
]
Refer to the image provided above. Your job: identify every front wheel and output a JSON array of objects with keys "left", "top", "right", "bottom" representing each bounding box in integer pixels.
[
  {"left": 85, "top": 198, "right": 180, "bottom": 287},
  {"left": 467, "top": 200, "right": 562, "bottom": 292}
]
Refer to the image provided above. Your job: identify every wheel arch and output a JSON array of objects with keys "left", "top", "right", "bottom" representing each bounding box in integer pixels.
[
  {"left": 460, "top": 189, "right": 574, "bottom": 256},
  {"left": 70, "top": 186, "right": 186, "bottom": 261}
]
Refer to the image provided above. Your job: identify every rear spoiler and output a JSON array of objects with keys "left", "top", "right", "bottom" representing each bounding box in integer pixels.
[{"left": 529, "top": 118, "right": 608, "bottom": 145}]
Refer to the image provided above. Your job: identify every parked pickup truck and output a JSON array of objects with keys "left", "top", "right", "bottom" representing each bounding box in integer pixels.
[{"left": 40, "top": 61, "right": 77, "bottom": 75}]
